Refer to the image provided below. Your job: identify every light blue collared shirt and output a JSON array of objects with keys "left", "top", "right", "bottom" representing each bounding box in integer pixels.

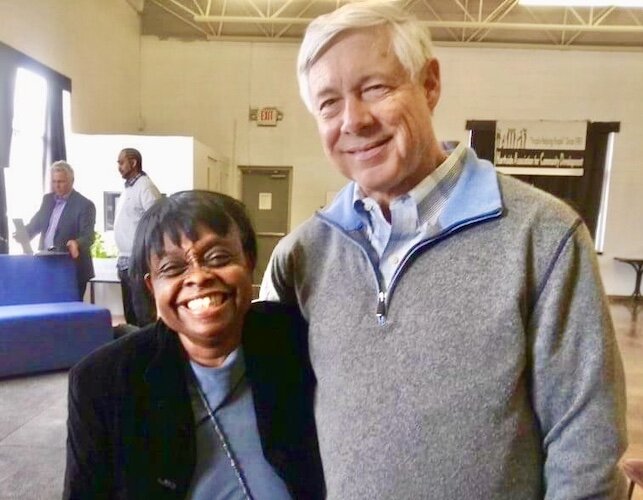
[{"left": 353, "top": 142, "right": 467, "bottom": 289}]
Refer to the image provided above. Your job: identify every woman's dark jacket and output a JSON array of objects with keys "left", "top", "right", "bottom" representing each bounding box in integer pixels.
[{"left": 63, "top": 301, "right": 324, "bottom": 499}]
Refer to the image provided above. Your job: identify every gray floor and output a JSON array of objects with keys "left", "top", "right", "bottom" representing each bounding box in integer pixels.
[{"left": 0, "top": 370, "right": 68, "bottom": 499}]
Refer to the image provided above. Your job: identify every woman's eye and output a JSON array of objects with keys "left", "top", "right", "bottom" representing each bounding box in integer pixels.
[
  {"left": 204, "top": 252, "right": 231, "bottom": 267},
  {"left": 158, "top": 262, "right": 186, "bottom": 277}
]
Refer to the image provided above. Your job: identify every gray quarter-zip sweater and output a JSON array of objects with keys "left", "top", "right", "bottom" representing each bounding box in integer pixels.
[{"left": 261, "top": 148, "right": 627, "bottom": 500}]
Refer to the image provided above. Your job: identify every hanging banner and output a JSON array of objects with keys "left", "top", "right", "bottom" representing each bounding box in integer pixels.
[{"left": 494, "top": 120, "right": 587, "bottom": 176}]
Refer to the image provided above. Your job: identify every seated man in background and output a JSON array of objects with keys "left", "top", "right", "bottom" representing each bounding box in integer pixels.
[
  {"left": 22, "top": 160, "right": 95, "bottom": 299},
  {"left": 64, "top": 190, "right": 324, "bottom": 499}
]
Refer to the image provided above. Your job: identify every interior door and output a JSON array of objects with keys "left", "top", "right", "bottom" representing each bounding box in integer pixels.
[{"left": 239, "top": 166, "right": 291, "bottom": 287}]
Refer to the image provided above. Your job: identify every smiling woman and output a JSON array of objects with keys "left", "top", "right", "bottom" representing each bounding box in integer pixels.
[
  {"left": 63, "top": 190, "right": 325, "bottom": 499},
  {"left": 134, "top": 191, "right": 257, "bottom": 368}
]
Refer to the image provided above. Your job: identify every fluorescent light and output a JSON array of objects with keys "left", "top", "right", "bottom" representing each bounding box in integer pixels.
[{"left": 520, "top": 0, "right": 643, "bottom": 6}]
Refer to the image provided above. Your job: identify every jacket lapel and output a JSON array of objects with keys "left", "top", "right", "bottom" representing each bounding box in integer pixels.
[
  {"left": 242, "top": 307, "right": 306, "bottom": 472},
  {"left": 143, "top": 323, "right": 196, "bottom": 496}
]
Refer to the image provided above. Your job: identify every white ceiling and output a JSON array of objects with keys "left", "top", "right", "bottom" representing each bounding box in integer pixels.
[{"left": 134, "top": 0, "right": 643, "bottom": 49}]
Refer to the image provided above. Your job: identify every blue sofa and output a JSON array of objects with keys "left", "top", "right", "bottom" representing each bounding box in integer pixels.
[{"left": 0, "top": 254, "right": 113, "bottom": 377}]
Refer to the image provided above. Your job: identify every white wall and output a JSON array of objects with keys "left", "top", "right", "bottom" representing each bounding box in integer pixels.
[
  {"left": 68, "top": 134, "right": 197, "bottom": 231},
  {"left": 140, "top": 38, "right": 643, "bottom": 295},
  {"left": 192, "top": 139, "right": 229, "bottom": 193},
  {"left": 0, "top": 0, "right": 141, "bottom": 133},
  {"left": 140, "top": 39, "right": 347, "bottom": 229},
  {"left": 434, "top": 47, "right": 643, "bottom": 295}
]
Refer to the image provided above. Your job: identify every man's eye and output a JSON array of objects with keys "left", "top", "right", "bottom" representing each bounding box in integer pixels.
[
  {"left": 318, "top": 98, "right": 340, "bottom": 116},
  {"left": 362, "top": 85, "right": 388, "bottom": 99}
]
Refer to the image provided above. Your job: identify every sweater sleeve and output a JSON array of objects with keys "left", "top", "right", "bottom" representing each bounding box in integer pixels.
[
  {"left": 528, "top": 220, "right": 627, "bottom": 500},
  {"left": 259, "top": 237, "right": 299, "bottom": 306}
]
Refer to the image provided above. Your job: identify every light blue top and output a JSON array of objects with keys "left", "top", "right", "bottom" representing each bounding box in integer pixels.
[
  {"left": 186, "top": 348, "right": 291, "bottom": 500},
  {"left": 351, "top": 142, "right": 466, "bottom": 289}
]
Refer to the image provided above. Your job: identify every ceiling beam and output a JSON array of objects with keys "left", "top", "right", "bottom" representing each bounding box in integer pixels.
[
  {"left": 193, "top": 14, "right": 643, "bottom": 33},
  {"left": 149, "top": 0, "right": 210, "bottom": 35}
]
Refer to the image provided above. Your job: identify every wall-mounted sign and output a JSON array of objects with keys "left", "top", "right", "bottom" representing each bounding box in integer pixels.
[
  {"left": 248, "top": 107, "right": 284, "bottom": 127},
  {"left": 495, "top": 120, "right": 587, "bottom": 176},
  {"left": 257, "top": 107, "right": 279, "bottom": 127},
  {"left": 258, "top": 192, "right": 272, "bottom": 210}
]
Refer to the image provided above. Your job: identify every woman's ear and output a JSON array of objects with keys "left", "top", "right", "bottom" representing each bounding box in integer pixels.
[
  {"left": 245, "top": 254, "right": 256, "bottom": 274},
  {"left": 144, "top": 272, "right": 154, "bottom": 295}
]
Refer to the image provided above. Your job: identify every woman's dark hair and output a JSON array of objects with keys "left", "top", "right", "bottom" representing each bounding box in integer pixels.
[{"left": 129, "top": 190, "right": 257, "bottom": 288}]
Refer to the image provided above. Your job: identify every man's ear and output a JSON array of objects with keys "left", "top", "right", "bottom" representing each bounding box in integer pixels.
[{"left": 421, "top": 58, "right": 441, "bottom": 113}]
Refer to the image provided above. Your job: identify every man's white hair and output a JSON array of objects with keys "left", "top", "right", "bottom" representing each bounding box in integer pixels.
[
  {"left": 297, "top": 0, "right": 434, "bottom": 112},
  {"left": 50, "top": 160, "right": 74, "bottom": 182}
]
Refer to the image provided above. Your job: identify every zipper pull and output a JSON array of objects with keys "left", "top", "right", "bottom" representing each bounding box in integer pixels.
[{"left": 376, "top": 291, "right": 387, "bottom": 325}]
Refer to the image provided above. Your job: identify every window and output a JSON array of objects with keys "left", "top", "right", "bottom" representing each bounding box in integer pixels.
[{"left": 4, "top": 68, "right": 72, "bottom": 254}]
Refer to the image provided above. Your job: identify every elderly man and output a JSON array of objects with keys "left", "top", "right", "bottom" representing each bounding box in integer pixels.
[
  {"left": 261, "top": 2, "right": 627, "bottom": 499},
  {"left": 23, "top": 161, "right": 95, "bottom": 298}
]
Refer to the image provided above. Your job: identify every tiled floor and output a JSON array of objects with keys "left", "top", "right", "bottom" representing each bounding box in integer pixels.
[
  {"left": 612, "top": 300, "right": 643, "bottom": 499},
  {"left": 0, "top": 304, "right": 641, "bottom": 499},
  {"left": 0, "top": 371, "right": 68, "bottom": 499}
]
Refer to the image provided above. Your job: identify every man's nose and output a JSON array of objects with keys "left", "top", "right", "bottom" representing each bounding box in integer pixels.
[{"left": 340, "top": 96, "right": 373, "bottom": 134}]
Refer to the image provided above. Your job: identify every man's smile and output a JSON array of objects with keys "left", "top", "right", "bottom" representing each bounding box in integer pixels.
[{"left": 344, "top": 137, "right": 392, "bottom": 161}]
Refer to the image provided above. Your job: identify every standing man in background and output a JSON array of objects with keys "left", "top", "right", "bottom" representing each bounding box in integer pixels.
[
  {"left": 114, "top": 147, "right": 161, "bottom": 326},
  {"left": 261, "top": 2, "right": 627, "bottom": 498},
  {"left": 22, "top": 161, "right": 96, "bottom": 299}
]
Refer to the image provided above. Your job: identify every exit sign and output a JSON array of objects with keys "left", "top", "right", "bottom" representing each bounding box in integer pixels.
[{"left": 257, "top": 107, "right": 278, "bottom": 127}]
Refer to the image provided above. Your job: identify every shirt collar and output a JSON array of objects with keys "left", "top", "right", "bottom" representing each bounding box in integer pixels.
[
  {"left": 408, "top": 141, "right": 466, "bottom": 205},
  {"left": 125, "top": 171, "right": 147, "bottom": 187},
  {"left": 352, "top": 141, "right": 467, "bottom": 215},
  {"left": 55, "top": 191, "right": 72, "bottom": 203}
]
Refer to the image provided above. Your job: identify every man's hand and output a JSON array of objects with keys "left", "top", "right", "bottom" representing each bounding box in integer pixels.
[{"left": 66, "top": 240, "right": 80, "bottom": 259}]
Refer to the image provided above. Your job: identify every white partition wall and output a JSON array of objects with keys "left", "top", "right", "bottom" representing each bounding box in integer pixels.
[{"left": 66, "top": 133, "right": 225, "bottom": 315}]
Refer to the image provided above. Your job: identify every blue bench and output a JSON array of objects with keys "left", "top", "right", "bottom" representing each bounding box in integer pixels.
[{"left": 0, "top": 254, "right": 113, "bottom": 377}]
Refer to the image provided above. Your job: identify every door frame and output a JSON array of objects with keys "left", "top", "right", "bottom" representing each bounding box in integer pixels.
[{"left": 237, "top": 165, "right": 293, "bottom": 235}]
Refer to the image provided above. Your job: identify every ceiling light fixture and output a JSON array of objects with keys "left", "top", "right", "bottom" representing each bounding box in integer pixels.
[{"left": 519, "top": 0, "right": 643, "bottom": 6}]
